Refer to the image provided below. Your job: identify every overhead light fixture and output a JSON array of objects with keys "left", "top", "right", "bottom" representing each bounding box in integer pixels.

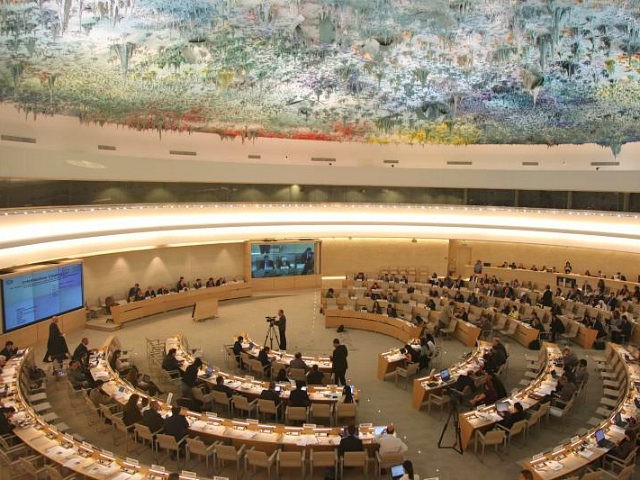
[{"left": 66, "top": 159, "right": 107, "bottom": 169}]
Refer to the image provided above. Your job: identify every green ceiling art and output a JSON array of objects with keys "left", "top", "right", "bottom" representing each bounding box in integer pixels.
[{"left": 1, "top": 0, "right": 640, "bottom": 150}]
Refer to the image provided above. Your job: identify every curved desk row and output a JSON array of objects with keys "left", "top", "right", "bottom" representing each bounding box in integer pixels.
[
  {"left": 166, "top": 335, "right": 359, "bottom": 404},
  {"left": 110, "top": 282, "right": 252, "bottom": 325},
  {"left": 458, "top": 343, "right": 562, "bottom": 450},
  {"left": 324, "top": 309, "right": 423, "bottom": 344},
  {"left": 237, "top": 338, "right": 334, "bottom": 373},
  {"left": 5, "top": 349, "right": 212, "bottom": 480},
  {"left": 411, "top": 342, "right": 491, "bottom": 410},
  {"left": 523, "top": 344, "right": 639, "bottom": 479},
  {"left": 93, "top": 336, "right": 381, "bottom": 456}
]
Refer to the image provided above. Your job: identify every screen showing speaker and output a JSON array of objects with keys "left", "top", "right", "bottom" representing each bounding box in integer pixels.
[
  {"left": 250, "top": 242, "right": 316, "bottom": 278},
  {"left": 2, "top": 262, "right": 84, "bottom": 332}
]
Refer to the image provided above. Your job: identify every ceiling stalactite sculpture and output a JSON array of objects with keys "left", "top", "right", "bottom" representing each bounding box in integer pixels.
[{"left": 0, "top": 0, "right": 639, "bottom": 151}]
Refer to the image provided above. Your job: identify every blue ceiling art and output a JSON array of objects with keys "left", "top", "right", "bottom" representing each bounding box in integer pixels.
[{"left": 1, "top": 0, "right": 640, "bottom": 152}]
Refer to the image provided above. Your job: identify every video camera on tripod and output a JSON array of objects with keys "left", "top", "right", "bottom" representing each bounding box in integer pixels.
[{"left": 265, "top": 316, "right": 276, "bottom": 325}]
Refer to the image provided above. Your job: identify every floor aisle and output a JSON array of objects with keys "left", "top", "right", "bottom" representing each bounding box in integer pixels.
[{"left": 41, "top": 290, "right": 603, "bottom": 480}]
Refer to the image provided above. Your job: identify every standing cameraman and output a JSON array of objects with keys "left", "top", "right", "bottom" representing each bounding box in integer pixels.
[{"left": 275, "top": 309, "right": 287, "bottom": 350}]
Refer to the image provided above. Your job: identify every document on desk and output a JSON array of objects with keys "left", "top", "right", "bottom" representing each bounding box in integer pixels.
[
  {"left": 578, "top": 449, "right": 595, "bottom": 459},
  {"left": 191, "top": 420, "right": 208, "bottom": 431},
  {"left": 46, "top": 445, "right": 75, "bottom": 460},
  {"left": 63, "top": 456, "right": 95, "bottom": 469},
  {"left": 85, "top": 462, "right": 121, "bottom": 478},
  {"left": 111, "top": 472, "right": 145, "bottom": 480}
]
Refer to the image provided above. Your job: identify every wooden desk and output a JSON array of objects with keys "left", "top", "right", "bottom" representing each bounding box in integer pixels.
[
  {"left": 164, "top": 336, "right": 352, "bottom": 403},
  {"left": 412, "top": 343, "right": 490, "bottom": 410},
  {"left": 324, "top": 309, "right": 422, "bottom": 343},
  {"left": 522, "top": 344, "right": 638, "bottom": 479},
  {"left": 90, "top": 336, "right": 382, "bottom": 455},
  {"left": 509, "top": 318, "right": 541, "bottom": 348},
  {"left": 110, "top": 282, "right": 251, "bottom": 324},
  {"left": 453, "top": 320, "right": 481, "bottom": 347},
  {"left": 7, "top": 349, "right": 215, "bottom": 480},
  {"left": 377, "top": 341, "right": 421, "bottom": 380}
]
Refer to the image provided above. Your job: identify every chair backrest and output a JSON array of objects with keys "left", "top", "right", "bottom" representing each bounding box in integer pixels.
[
  {"left": 19, "top": 457, "right": 37, "bottom": 476},
  {"left": 44, "top": 465, "right": 63, "bottom": 480},
  {"left": 337, "top": 402, "right": 356, "bottom": 417},
  {"left": 134, "top": 423, "right": 153, "bottom": 440},
  {"left": 311, "top": 403, "right": 331, "bottom": 416},
  {"left": 232, "top": 395, "right": 249, "bottom": 408},
  {"left": 511, "top": 419, "right": 528, "bottom": 435},
  {"left": 185, "top": 437, "right": 207, "bottom": 454},
  {"left": 484, "top": 429, "right": 506, "bottom": 444},
  {"left": 279, "top": 450, "right": 303, "bottom": 467},
  {"left": 287, "top": 406, "right": 308, "bottom": 420},
  {"left": 378, "top": 452, "right": 404, "bottom": 468},
  {"left": 407, "top": 362, "right": 420, "bottom": 375},
  {"left": 216, "top": 444, "right": 239, "bottom": 460},
  {"left": 247, "top": 449, "right": 270, "bottom": 466},
  {"left": 580, "top": 471, "right": 603, "bottom": 480},
  {"left": 311, "top": 450, "right": 336, "bottom": 466},
  {"left": 212, "top": 390, "right": 230, "bottom": 404},
  {"left": 258, "top": 399, "right": 277, "bottom": 412},
  {"left": 289, "top": 368, "right": 306, "bottom": 381},
  {"left": 156, "top": 433, "right": 178, "bottom": 449},
  {"left": 618, "top": 464, "right": 635, "bottom": 480},
  {"left": 343, "top": 451, "right": 367, "bottom": 467}
]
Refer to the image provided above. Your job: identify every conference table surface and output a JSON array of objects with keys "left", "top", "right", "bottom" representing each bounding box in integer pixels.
[
  {"left": 110, "top": 281, "right": 251, "bottom": 325},
  {"left": 166, "top": 335, "right": 358, "bottom": 404},
  {"left": 91, "top": 335, "right": 383, "bottom": 455},
  {"left": 523, "top": 344, "right": 640, "bottom": 479}
]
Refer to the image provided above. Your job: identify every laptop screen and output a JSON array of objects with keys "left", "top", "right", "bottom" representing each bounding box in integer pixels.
[
  {"left": 595, "top": 429, "right": 605, "bottom": 443},
  {"left": 440, "top": 369, "right": 451, "bottom": 382},
  {"left": 390, "top": 464, "right": 405, "bottom": 479},
  {"left": 496, "top": 401, "right": 509, "bottom": 413}
]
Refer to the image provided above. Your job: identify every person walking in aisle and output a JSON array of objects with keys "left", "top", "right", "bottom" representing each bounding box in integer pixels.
[{"left": 331, "top": 338, "right": 348, "bottom": 386}]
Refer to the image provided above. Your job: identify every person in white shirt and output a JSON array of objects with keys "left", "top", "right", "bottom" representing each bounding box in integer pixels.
[{"left": 376, "top": 424, "right": 409, "bottom": 457}]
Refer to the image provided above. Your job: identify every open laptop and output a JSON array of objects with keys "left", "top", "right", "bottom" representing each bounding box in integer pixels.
[
  {"left": 614, "top": 411, "right": 628, "bottom": 428},
  {"left": 496, "top": 401, "right": 509, "bottom": 415},
  {"left": 390, "top": 464, "right": 405, "bottom": 480},
  {"left": 440, "top": 369, "right": 451, "bottom": 383},
  {"left": 594, "top": 429, "right": 615, "bottom": 449}
]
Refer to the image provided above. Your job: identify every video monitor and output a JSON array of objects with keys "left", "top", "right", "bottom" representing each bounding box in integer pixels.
[
  {"left": 250, "top": 242, "right": 316, "bottom": 278},
  {"left": 2, "top": 262, "right": 84, "bottom": 332}
]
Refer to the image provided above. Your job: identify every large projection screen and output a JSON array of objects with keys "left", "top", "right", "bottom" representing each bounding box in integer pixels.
[
  {"left": 1, "top": 262, "right": 84, "bottom": 333},
  {"left": 250, "top": 241, "right": 318, "bottom": 278}
]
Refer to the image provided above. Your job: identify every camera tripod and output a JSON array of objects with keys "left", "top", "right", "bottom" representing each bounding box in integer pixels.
[
  {"left": 264, "top": 322, "right": 281, "bottom": 350},
  {"left": 437, "top": 396, "right": 463, "bottom": 454}
]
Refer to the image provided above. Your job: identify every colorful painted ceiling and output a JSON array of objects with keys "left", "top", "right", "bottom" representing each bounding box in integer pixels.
[{"left": 1, "top": 0, "right": 640, "bottom": 149}]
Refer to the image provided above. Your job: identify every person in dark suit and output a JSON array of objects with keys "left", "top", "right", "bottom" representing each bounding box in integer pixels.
[
  {"left": 142, "top": 400, "right": 164, "bottom": 433},
  {"left": 541, "top": 285, "right": 553, "bottom": 307},
  {"left": 276, "top": 309, "right": 287, "bottom": 350},
  {"left": 212, "top": 375, "right": 233, "bottom": 398},
  {"left": 0, "top": 341, "right": 18, "bottom": 359},
  {"left": 338, "top": 424, "right": 363, "bottom": 456},
  {"left": 122, "top": 393, "right": 143, "bottom": 426},
  {"left": 72, "top": 338, "right": 92, "bottom": 362},
  {"left": 260, "top": 382, "right": 281, "bottom": 405},
  {"left": 182, "top": 358, "right": 202, "bottom": 390},
  {"left": 288, "top": 381, "right": 310, "bottom": 407},
  {"left": 331, "top": 338, "right": 348, "bottom": 386},
  {"left": 0, "top": 407, "right": 16, "bottom": 435},
  {"left": 233, "top": 336, "right": 245, "bottom": 369},
  {"left": 498, "top": 402, "right": 526, "bottom": 429},
  {"left": 43, "top": 317, "right": 69, "bottom": 368},
  {"left": 258, "top": 346, "right": 274, "bottom": 376},
  {"left": 144, "top": 286, "right": 156, "bottom": 298},
  {"left": 162, "top": 349, "right": 181, "bottom": 377},
  {"left": 163, "top": 406, "right": 189, "bottom": 445},
  {"left": 127, "top": 283, "right": 139, "bottom": 301},
  {"left": 307, "top": 364, "right": 324, "bottom": 385}
]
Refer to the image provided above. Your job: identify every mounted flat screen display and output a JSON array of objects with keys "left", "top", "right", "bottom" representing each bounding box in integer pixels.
[
  {"left": 250, "top": 242, "right": 316, "bottom": 278},
  {"left": 2, "top": 263, "right": 84, "bottom": 332}
]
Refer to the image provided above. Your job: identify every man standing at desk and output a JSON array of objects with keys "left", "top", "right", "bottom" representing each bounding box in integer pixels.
[{"left": 275, "top": 309, "right": 287, "bottom": 350}]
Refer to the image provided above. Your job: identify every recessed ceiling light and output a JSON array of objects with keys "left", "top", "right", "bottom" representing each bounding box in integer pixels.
[{"left": 66, "top": 159, "right": 106, "bottom": 169}]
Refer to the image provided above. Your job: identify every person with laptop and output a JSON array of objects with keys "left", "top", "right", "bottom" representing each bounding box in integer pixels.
[
  {"left": 608, "top": 429, "right": 636, "bottom": 458},
  {"left": 376, "top": 424, "right": 409, "bottom": 457},
  {"left": 288, "top": 380, "right": 310, "bottom": 407},
  {"left": 233, "top": 336, "right": 245, "bottom": 369},
  {"left": 497, "top": 401, "right": 525, "bottom": 430}
]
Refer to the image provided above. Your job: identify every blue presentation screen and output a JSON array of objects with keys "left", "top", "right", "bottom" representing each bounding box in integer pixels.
[
  {"left": 250, "top": 242, "right": 316, "bottom": 278},
  {"left": 2, "top": 263, "right": 84, "bottom": 332}
]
